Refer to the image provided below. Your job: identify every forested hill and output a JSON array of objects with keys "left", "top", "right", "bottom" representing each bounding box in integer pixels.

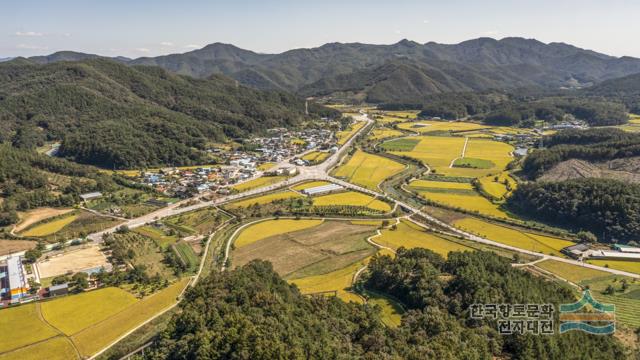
[
  {"left": 0, "top": 58, "right": 336, "bottom": 168},
  {"left": 141, "top": 252, "right": 625, "bottom": 359},
  {"left": 31, "top": 38, "right": 640, "bottom": 98}
]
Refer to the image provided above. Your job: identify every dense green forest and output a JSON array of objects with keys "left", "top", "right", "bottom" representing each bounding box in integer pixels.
[
  {"left": 522, "top": 128, "right": 640, "bottom": 178},
  {"left": 405, "top": 91, "right": 630, "bottom": 127},
  {"left": 0, "top": 59, "right": 337, "bottom": 168},
  {"left": 141, "top": 251, "right": 625, "bottom": 359},
  {"left": 507, "top": 178, "right": 640, "bottom": 243},
  {"left": 0, "top": 144, "right": 125, "bottom": 226}
]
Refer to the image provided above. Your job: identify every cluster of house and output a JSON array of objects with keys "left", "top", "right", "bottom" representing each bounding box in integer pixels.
[
  {"left": 562, "top": 243, "right": 640, "bottom": 262},
  {"left": 250, "top": 127, "right": 338, "bottom": 163}
]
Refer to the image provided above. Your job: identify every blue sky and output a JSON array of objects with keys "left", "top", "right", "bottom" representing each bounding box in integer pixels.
[{"left": 2, "top": 0, "right": 639, "bottom": 58}]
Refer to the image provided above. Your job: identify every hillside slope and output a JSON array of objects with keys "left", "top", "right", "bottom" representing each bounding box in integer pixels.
[{"left": 0, "top": 59, "right": 334, "bottom": 168}]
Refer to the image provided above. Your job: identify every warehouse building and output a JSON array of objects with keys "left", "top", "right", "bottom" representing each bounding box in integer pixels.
[{"left": 4, "top": 256, "right": 28, "bottom": 303}]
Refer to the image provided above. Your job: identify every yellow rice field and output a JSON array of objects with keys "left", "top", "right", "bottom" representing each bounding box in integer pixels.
[
  {"left": 0, "top": 303, "right": 59, "bottom": 353},
  {"left": 409, "top": 179, "right": 473, "bottom": 190},
  {"left": 234, "top": 219, "right": 324, "bottom": 248},
  {"left": 369, "top": 128, "right": 403, "bottom": 140},
  {"left": 290, "top": 260, "right": 367, "bottom": 303},
  {"left": 417, "top": 191, "right": 509, "bottom": 218},
  {"left": 231, "top": 175, "right": 288, "bottom": 192},
  {"left": 301, "top": 151, "right": 330, "bottom": 163},
  {"left": 351, "top": 220, "right": 384, "bottom": 226},
  {"left": 41, "top": 287, "right": 139, "bottom": 336},
  {"left": 453, "top": 218, "right": 574, "bottom": 256},
  {"left": 535, "top": 260, "right": 611, "bottom": 283},
  {"left": 376, "top": 220, "right": 472, "bottom": 257},
  {"left": 397, "top": 120, "right": 487, "bottom": 134},
  {"left": 292, "top": 181, "right": 332, "bottom": 191},
  {"left": 0, "top": 336, "right": 78, "bottom": 360},
  {"left": 312, "top": 191, "right": 391, "bottom": 212},
  {"left": 450, "top": 138, "right": 514, "bottom": 177},
  {"left": 336, "top": 121, "right": 366, "bottom": 145},
  {"left": 334, "top": 150, "right": 404, "bottom": 190},
  {"left": 21, "top": 213, "right": 79, "bottom": 237},
  {"left": 226, "top": 191, "right": 302, "bottom": 209},
  {"left": 389, "top": 136, "right": 464, "bottom": 173},
  {"left": 257, "top": 162, "right": 276, "bottom": 171},
  {"left": 587, "top": 260, "right": 640, "bottom": 275},
  {"left": 477, "top": 172, "right": 516, "bottom": 199}
]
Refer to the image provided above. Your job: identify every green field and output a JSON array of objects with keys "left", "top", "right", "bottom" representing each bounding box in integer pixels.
[
  {"left": 380, "top": 138, "right": 420, "bottom": 151},
  {"left": 164, "top": 207, "right": 228, "bottom": 235},
  {"left": 452, "top": 157, "right": 495, "bottom": 169},
  {"left": 134, "top": 226, "right": 179, "bottom": 249},
  {"left": 367, "top": 292, "right": 404, "bottom": 328},
  {"left": 174, "top": 242, "right": 199, "bottom": 272}
]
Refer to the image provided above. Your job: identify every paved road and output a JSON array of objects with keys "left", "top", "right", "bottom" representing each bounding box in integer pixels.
[{"left": 86, "top": 112, "right": 640, "bottom": 279}]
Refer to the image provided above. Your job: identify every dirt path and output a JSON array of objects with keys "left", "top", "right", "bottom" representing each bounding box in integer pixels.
[{"left": 449, "top": 136, "right": 469, "bottom": 168}]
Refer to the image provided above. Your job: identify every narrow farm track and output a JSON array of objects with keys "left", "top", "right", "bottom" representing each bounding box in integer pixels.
[{"left": 449, "top": 136, "right": 468, "bottom": 168}]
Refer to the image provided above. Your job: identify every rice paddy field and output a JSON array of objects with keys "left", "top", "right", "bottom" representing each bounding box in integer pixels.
[
  {"left": 375, "top": 220, "right": 472, "bottom": 257},
  {"left": 301, "top": 151, "right": 330, "bottom": 163},
  {"left": 257, "top": 162, "right": 276, "bottom": 171},
  {"left": 409, "top": 179, "right": 475, "bottom": 191},
  {"left": 292, "top": 180, "right": 332, "bottom": 191},
  {"left": 453, "top": 218, "right": 574, "bottom": 256},
  {"left": 396, "top": 120, "right": 487, "bottom": 134},
  {"left": 231, "top": 175, "right": 288, "bottom": 192},
  {"left": 387, "top": 136, "right": 464, "bottom": 172},
  {"left": 413, "top": 187, "right": 509, "bottom": 218},
  {"left": 336, "top": 121, "right": 366, "bottom": 145},
  {"left": 41, "top": 287, "right": 138, "bottom": 336},
  {"left": 19, "top": 210, "right": 123, "bottom": 242},
  {"left": 587, "top": 260, "right": 640, "bottom": 275},
  {"left": 477, "top": 172, "right": 516, "bottom": 200},
  {"left": 225, "top": 190, "right": 302, "bottom": 209},
  {"left": 0, "top": 279, "right": 189, "bottom": 359},
  {"left": 312, "top": 191, "right": 391, "bottom": 212},
  {"left": 453, "top": 138, "right": 514, "bottom": 177},
  {"left": 368, "top": 128, "right": 403, "bottom": 140},
  {"left": 233, "top": 219, "right": 324, "bottom": 248},
  {"left": 367, "top": 292, "right": 404, "bottom": 328},
  {"left": 535, "top": 260, "right": 610, "bottom": 284},
  {"left": 290, "top": 261, "right": 367, "bottom": 303},
  {"left": 334, "top": 150, "right": 405, "bottom": 191},
  {"left": 14, "top": 207, "right": 74, "bottom": 233}
]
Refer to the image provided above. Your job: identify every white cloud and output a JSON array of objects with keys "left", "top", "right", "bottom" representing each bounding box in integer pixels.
[
  {"left": 184, "top": 44, "right": 202, "bottom": 49},
  {"left": 160, "top": 41, "right": 174, "bottom": 46},
  {"left": 135, "top": 47, "right": 151, "bottom": 53},
  {"left": 16, "top": 44, "right": 48, "bottom": 50},
  {"left": 15, "top": 31, "right": 43, "bottom": 37}
]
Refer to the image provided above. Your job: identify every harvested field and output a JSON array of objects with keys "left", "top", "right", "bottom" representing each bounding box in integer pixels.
[
  {"left": 37, "top": 245, "right": 110, "bottom": 279},
  {"left": 226, "top": 190, "right": 302, "bottom": 209},
  {"left": 14, "top": 208, "right": 74, "bottom": 233},
  {"left": 232, "top": 221, "right": 377, "bottom": 278},
  {"left": 292, "top": 181, "right": 332, "bottom": 191},
  {"left": 0, "top": 239, "right": 36, "bottom": 256},
  {"left": 312, "top": 191, "right": 391, "bottom": 212}
]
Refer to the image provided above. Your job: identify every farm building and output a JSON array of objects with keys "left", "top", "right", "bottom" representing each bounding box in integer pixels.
[
  {"left": 613, "top": 244, "right": 640, "bottom": 253},
  {"left": 4, "top": 256, "right": 28, "bottom": 303},
  {"left": 47, "top": 283, "right": 69, "bottom": 297},
  {"left": 303, "top": 184, "right": 343, "bottom": 195},
  {"left": 80, "top": 192, "right": 103, "bottom": 201},
  {"left": 588, "top": 250, "right": 640, "bottom": 261},
  {"left": 561, "top": 244, "right": 590, "bottom": 259}
]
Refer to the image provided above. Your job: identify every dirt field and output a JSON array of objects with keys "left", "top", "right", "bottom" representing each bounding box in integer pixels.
[
  {"left": 0, "top": 239, "right": 37, "bottom": 256},
  {"left": 37, "top": 245, "right": 110, "bottom": 278},
  {"left": 14, "top": 207, "right": 74, "bottom": 233},
  {"left": 232, "top": 221, "right": 377, "bottom": 278}
]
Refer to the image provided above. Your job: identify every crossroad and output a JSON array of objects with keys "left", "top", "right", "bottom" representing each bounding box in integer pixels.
[{"left": 87, "top": 112, "right": 640, "bottom": 279}]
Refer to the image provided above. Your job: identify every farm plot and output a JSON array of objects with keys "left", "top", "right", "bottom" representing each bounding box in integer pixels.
[
  {"left": 232, "top": 221, "right": 378, "bottom": 279},
  {"left": 301, "top": 151, "right": 329, "bottom": 163},
  {"left": 292, "top": 181, "right": 332, "bottom": 191},
  {"left": 0, "top": 336, "right": 78, "bottom": 360},
  {"left": 20, "top": 212, "right": 79, "bottom": 237},
  {"left": 231, "top": 175, "right": 288, "bottom": 192},
  {"left": 334, "top": 150, "right": 404, "bottom": 190},
  {"left": 233, "top": 219, "right": 324, "bottom": 248},
  {"left": 535, "top": 260, "right": 611, "bottom": 284},
  {"left": 21, "top": 210, "right": 122, "bottom": 243},
  {"left": 71, "top": 278, "right": 190, "bottom": 358},
  {"left": 290, "top": 261, "right": 367, "bottom": 303},
  {"left": 14, "top": 207, "right": 74, "bottom": 233},
  {"left": 397, "top": 120, "right": 487, "bottom": 134},
  {"left": 336, "top": 121, "right": 365, "bottom": 145},
  {"left": 387, "top": 136, "right": 465, "bottom": 173},
  {"left": 410, "top": 181, "right": 509, "bottom": 218},
  {"left": 109, "top": 232, "right": 176, "bottom": 279},
  {"left": 448, "top": 138, "right": 514, "bottom": 177},
  {"left": 380, "top": 137, "right": 420, "bottom": 152},
  {"left": 0, "top": 303, "right": 58, "bottom": 353},
  {"left": 587, "top": 260, "right": 640, "bottom": 275},
  {"left": 477, "top": 172, "right": 516, "bottom": 200},
  {"left": 376, "top": 220, "right": 472, "bottom": 257},
  {"left": 37, "top": 245, "right": 110, "bottom": 279},
  {"left": 173, "top": 241, "right": 199, "bottom": 272},
  {"left": 225, "top": 190, "right": 302, "bottom": 209},
  {"left": 312, "top": 191, "right": 391, "bottom": 212},
  {"left": 0, "top": 239, "right": 36, "bottom": 256},
  {"left": 41, "top": 287, "right": 138, "bottom": 336},
  {"left": 164, "top": 207, "right": 228, "bottom": 235},
  {"left": 368, "top": 128, "right": 403, "bottom": 140},
  {"left": 453, "top": 218, "right": 574, "bottom": 256},
  {"left": 134, "top": 225, "right": 179, "bottom": 249},
  {"left": 367, "top": 292, "right": 404, "bottom": 328}
]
